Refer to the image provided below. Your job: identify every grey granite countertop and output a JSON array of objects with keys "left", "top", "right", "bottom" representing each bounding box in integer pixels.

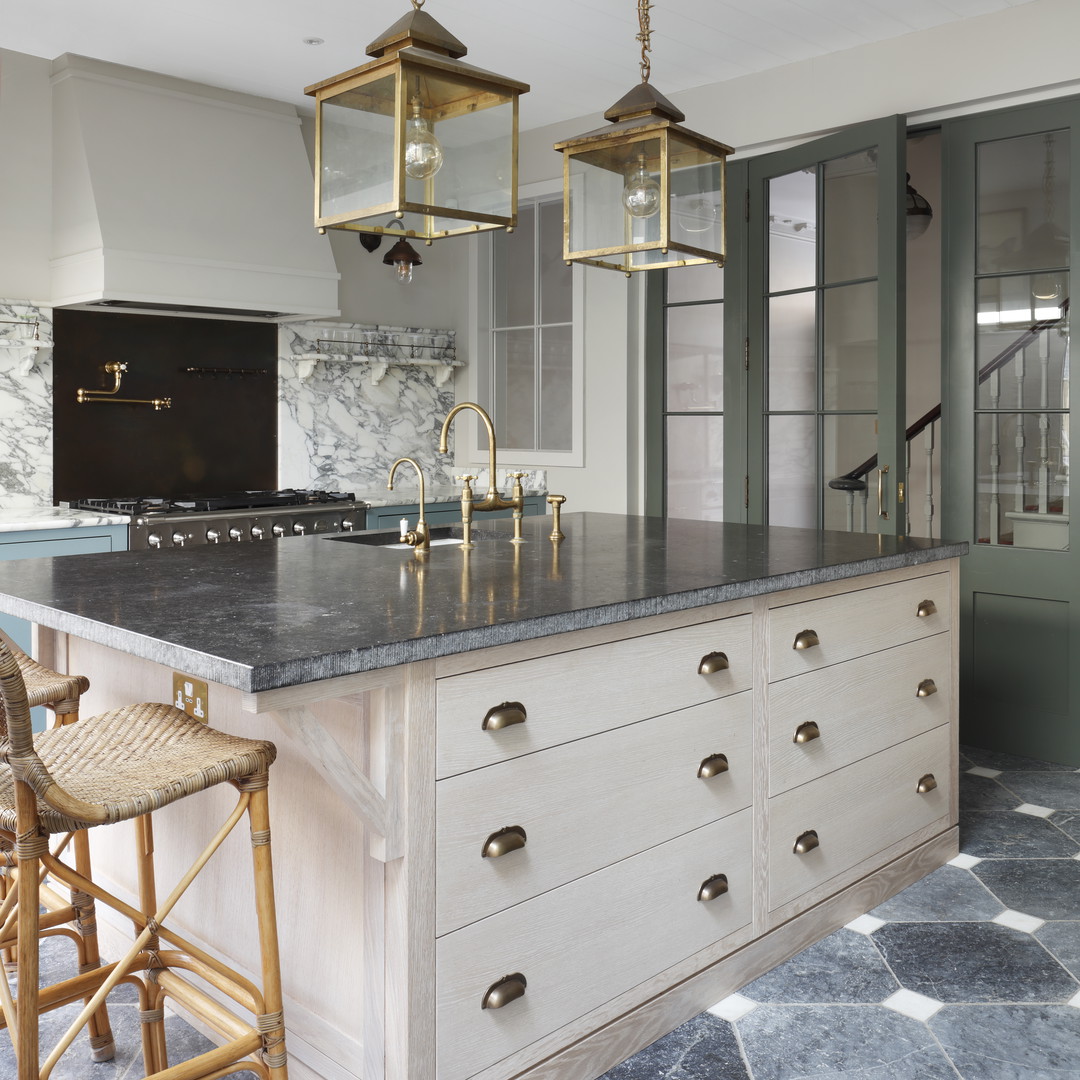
[
  {"left": 0, "top": 513, "right": 966, "bottom": 694},
  {"left": 0, "top": 508, "right": 131, "bottom": 532}
]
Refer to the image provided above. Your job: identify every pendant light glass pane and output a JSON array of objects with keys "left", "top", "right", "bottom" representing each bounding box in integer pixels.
[{"left": 319, "top": 73, "right": 397, "bottom": 221}]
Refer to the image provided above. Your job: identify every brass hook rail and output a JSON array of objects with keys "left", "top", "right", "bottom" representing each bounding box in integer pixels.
[
  {"left": 181, "top": 366, "right": 269, "bottom": 377},
  {"left": 76, "top": 362, "right": 172, "bottom": 410}
]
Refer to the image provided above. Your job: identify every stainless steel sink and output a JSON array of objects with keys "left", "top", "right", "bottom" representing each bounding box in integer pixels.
[{"left": 324, "top": 525, "right": 499, "bottom": 549}]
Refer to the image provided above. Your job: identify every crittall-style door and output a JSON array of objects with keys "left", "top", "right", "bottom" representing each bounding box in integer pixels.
[
  {"left": 943, "top": 100, "right": 1078, "bottom": 764},
  {"left": 744, "top": 117, "right": 908, "bottom": 534}
]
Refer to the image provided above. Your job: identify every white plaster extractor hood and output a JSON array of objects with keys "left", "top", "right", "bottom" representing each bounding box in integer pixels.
[{"left": 50, "top": 54, "right": 340, "bottom": 321}]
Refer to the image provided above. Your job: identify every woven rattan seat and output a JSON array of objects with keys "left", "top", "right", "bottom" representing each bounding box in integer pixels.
[
  {"left": 0, "top": 636, "right": 289, "bottom": 1079},
  {"left": 0, "top": 702, "right": 276, "bottom": 834}
]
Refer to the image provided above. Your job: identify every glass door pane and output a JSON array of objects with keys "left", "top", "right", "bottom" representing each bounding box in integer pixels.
[{"left": 751, "top": 118, "right": 905, "bottom": 535}]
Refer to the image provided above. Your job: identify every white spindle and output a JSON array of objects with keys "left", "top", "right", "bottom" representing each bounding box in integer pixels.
[
  {"left": 990, "top": 369, "right": 1001, "bottom": 545},
  {"left": 924, "top": 420, "right": 936, "bottom": 539},
  {"left": 1014, "top": 347, "right": 1027, "bottom": 513},
  {"left": 858, "top": 488, "right": 868, "bottom": 533}
]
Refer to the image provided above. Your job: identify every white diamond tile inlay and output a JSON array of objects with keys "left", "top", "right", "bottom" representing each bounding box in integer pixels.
[
  {"left": 1015, "top": 803, "right": 1055, "bottom": 818},
  {"left": 993, "top": 909, "right": 1046, "bottom": 934},
  {"left": 708, "top": 993, "right": 758, "bottom": 1022},
  {"left": 883, "top": 988, "right": 944, "bottom": 1021},
  {"left": 967, "top": 765, "right": 1002, "bottom": 778},
  {"left": 1069, "top": 990, "right": 1080, "bottom": 1010},
  {"left": 949, "top": 853, "right": 983, "bottom": 869},
  {"left": 845, "top": 914, "right": 886, "bottom": 935}
]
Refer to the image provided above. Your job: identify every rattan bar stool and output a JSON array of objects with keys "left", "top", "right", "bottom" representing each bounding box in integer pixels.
[
  {"left": 0, "top": 632, "right": 116, "bottom": 1063},
  {"left": 0, "top": 636, "right": 288, "bottom": 1080}
]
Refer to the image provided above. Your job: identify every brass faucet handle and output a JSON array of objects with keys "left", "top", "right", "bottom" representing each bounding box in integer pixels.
[
  {"left": 456, "top": 473, "right": 478, "bottom": 485},
  {"left": 508, "top": 471, "right": 526, "bottom": 480}
]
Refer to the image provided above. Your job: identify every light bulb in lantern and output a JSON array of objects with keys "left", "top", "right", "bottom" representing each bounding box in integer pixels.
[
  {"left": 404, "top": 97, "right": 444, "bottom": 180},
  {"left": 622, "top": 155, "right": 661, "bottom": 219},
  {"left": 1032, "top": 273, "right": 1064, "bottom": 302}
]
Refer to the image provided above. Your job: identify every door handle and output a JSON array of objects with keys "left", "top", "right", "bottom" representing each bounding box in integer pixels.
[{"left": 877, "top": 465, "right": 890, "bottom": 521}]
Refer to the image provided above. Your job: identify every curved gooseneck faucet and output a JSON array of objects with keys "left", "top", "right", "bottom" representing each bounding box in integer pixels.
[{"left": 387, "top": 456, "right": 430, "bottom": 554}]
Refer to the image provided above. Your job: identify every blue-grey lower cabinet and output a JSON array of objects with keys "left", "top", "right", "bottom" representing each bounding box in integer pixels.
[
  {"left": 367, "top": 496, "right": 546, "bottom": 531},
  {"left": 0, "top": 524, "right": 129, "bottom": 730}
]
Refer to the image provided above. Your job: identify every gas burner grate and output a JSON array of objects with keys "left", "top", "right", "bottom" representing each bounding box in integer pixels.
[{"left": 68, "top": 490, "right": 357, "bottom": 515}]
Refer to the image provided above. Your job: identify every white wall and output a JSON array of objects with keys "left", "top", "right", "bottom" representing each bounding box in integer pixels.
[{"left": 0, "top": 51, "right": 51, "bottom": 301}]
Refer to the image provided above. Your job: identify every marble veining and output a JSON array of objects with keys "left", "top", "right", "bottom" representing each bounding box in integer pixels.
[
  {"left": 278, "top": 321, "right": 458, "bottom": 494},
  {"left": 0, "top": 300, "right": 53, "bottom": 509},
  {"left": 0, "top": 508, "right": 130, "bottom": 532}
]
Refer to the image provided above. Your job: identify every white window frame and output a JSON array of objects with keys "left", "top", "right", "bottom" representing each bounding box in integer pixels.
[{"left": 467, "top": 179, "right": 585, "bottom": 468}]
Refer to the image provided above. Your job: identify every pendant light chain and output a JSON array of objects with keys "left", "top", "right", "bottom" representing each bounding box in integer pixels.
[{"left": 636, "top": 0, "right": 654, "bottom": 84}]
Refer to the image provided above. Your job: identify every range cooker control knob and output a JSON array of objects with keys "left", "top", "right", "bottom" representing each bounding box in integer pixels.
[
  {"left": 229, "top": 527, "right": 244, "bottom": 542},
  {"left": 171, "top": 532, "right": 187, "bottom": 548},
  {"left": 341, "top": 518, "right": 356, "bottom": 532},
  {"left": 251, "top": 525, "right": 265, "bottom": 540},
  {"left": 206, "top": 528, "right": 221, "bottom": 544},
  {"left": 292, "top": 522, "right": 307, "bottom": 536},
  {"left": 147, "top": 533, "right": 162, "bottom": 549},
  {"left": 272, "top": 524, "right": 287, "bottom": 538}
]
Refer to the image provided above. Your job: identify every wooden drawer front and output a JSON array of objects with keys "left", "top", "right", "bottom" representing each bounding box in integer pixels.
[
  {"left": 436, "top": 692, "right": 753, "bottom": 936},
  {"left": 769, "top": 634, "right": 952, "bottom": 796},
  {"left": 769, "top": 725, "right": 951, "bottom": 912},
  {"left": 436, "top": 614, "right": 752, "bottom": 779},
  {"left": 437, "top": 810, "right": 753, "bottom": 1080},
  {"left": 768, "top": 572, "right": 950, "bottom": 683}
]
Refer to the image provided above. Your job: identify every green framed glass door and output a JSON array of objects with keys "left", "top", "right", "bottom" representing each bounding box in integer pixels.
[
  {"left": 746, "top": 116, "right": 907, "bottom": 533},
  {"left": 943, "top": 98, "right": 1079, "bottom": 764}
]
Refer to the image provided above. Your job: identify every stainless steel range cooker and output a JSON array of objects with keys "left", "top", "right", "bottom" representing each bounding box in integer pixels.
[{"left": 68, "top": 490, "right": 367, "bottom": 550}]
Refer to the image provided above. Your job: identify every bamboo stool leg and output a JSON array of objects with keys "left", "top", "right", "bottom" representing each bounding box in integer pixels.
[
  {"left": 55, "top": 705, "right": 116, "bottom": 1062},
  {"left": 0, "top": 850, "right": 15, "bottom": 974},
  {"left": 245, "top": 779, "right": 288, "bottom": 1078},
  {"left": 135, "top": 812, "right": 168, "bottom": 1074},
  {"left": 14, "top": 781, "right": 43, "bottom": 1080}
]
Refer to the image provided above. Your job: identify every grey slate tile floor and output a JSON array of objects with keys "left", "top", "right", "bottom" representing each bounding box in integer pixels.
[
  {"left": 7, "top": 744, "right": 1080, "bottom": 1078},
  {"left": 597, "top": 744, "right": 1080, "bottom": 1080}
]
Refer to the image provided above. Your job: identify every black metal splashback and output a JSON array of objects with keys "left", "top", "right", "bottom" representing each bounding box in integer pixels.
[{"left": 53, "top": 310, "right": 278, "bottom": 501}]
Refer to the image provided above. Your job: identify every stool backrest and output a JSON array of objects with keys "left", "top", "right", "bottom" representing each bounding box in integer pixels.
[{"left": 0, "top": 633, "right": 34, "bottom": 759}]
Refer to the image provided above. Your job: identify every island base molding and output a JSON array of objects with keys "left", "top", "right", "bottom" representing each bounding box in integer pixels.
[{"left": 37, "top": 556, "right": 959, "bottom": 1080}]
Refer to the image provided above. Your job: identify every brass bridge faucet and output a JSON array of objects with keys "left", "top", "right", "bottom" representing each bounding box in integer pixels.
[
  {"left": 439, "top": 402, "right": 527, "bottom": 546},
  {"left": 387, "top": 456, "right": 430, "bottom": 555}
]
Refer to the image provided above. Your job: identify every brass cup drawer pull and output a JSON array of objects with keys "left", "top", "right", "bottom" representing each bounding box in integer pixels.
[
  {"left": 697, "top": 873, "right": 729, "bottom": 902},
  {"left": 482, "top": 702, "right": 527, "bottom": 731},
  {"left": 698, "top": 651, "right": 730, "bottom": 675},
  {"left": 917, "top": 599, "right": 937, "bottom": 618},
  {"left": 793, "top": 629, "right": 820, "bottom": 651},
  {"left": 916, "top": 773, "right": 938, "bottom": 794},
  {"left": 917, "top": 678, "right": 938, "bottom": 698},
  {"left": 482, "top": 972, "right": 527, "bottom": 1010},
  {"left": 793, "top": 830, "right": 820, "bottom": 855},
  {"left": 481, "top": 825, "right": 527, "bottom": 859},
  {"left": 697, "top": 753, "right": 730, "bottom": 779},
  {"left": 793, "top": 721, "right": 821, "bottom": 744}
]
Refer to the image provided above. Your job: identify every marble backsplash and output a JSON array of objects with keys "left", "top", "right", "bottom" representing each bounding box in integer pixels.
[
  {"left": 278, "top": 320, "right": 460, "bottom": 496},
  {"left": 0, "top": 300, "right": 53, "bottom": 508},
  {"left": 0, "top": 305, "right": 541, "bottom": 510}
]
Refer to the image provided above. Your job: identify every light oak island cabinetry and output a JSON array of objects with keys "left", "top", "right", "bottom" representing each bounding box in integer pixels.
[
  {"left": 0, "top": 515, "right": 962, "bottom": 1080},
  {"left": 421, "top": 560, "right": 957, "bottom": 1080}
]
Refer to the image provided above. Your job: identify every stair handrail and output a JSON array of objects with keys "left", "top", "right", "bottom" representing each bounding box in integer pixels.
[{"left": 829, "top": 297, "right": 1070, "bottom": 490}]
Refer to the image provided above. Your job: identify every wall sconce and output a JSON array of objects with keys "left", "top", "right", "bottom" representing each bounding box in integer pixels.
[
  {"left": 553, "top": 0, "right": 733, "bottom": 274},
  {"left": 305, "top": 0, "right": 529, "bottom": 244},
  {"left": 906, "top": 173, "right": 933, "bottom": 239},
  {"left": 359, "top": 221, "right": 424, "bottom": 284}
]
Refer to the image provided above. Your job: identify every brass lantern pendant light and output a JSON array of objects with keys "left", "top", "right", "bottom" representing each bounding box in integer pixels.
[
  {"left": 305, "top": 0, "right": 530, "bottom": 245},
  {"left": 554, "top": 0, "right": 733, "bottom": 274}
]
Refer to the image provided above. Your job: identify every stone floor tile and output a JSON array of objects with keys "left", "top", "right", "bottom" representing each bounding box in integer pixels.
[
  {"left": 974, "top": 858, "right": 1080, "bottom": 920},
  {"left": 873, "top": 921, "right": 1078, "bottom": 1003},
  {"left": 1050, "top": 810, "right": 1080, "bottom": 844},
  {"left": 1034, "top": 921, "right": 1080, "bottom": 980},
  {"left": 707, "top": 992, "right": 757, "bottom": 1022},
  {"left": 595, "top": 1013, "right": 749, "bottom": 1080},
  {"left": 997, "top": 770, "right": 1080, "bottom": 810},
  {"left": 992, "top": 908, "right": 1046, "bottom": 933},
  {"left": 869, "top": 864, "right": 1002, "bottom": 922},
  {"left": 845, "top": 913, "right": 886, "bottom": 935},
  {"left": 882, "top": 987, "right": 944, "bottom": 1021},
  {"left": 960, "top": 746, "right": 1076, "bottom": 773},
  {"left": 931, "top": 1003, "right": 1080, "bottom": 1080},
  {"left": 740, "top": 930, "right": 897, "bottom": 1004},
  {"left": 959, "top": 772, "right": 1021, "bottom": 813},
  {"left": 967, "top": 765, "right": 1002, "bottom": 778},
  {"left": 737, "top": 1004, "right": 959, "bottom": 1080}
]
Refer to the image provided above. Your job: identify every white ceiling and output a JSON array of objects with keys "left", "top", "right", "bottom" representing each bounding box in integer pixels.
[{"left": 4, "top": 0, "right": 1036, "bottom": 132}]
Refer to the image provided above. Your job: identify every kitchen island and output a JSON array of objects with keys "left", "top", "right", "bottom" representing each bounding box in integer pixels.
[{"left": 0, "top": 514, "right": 965, "bottom": 1080}]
